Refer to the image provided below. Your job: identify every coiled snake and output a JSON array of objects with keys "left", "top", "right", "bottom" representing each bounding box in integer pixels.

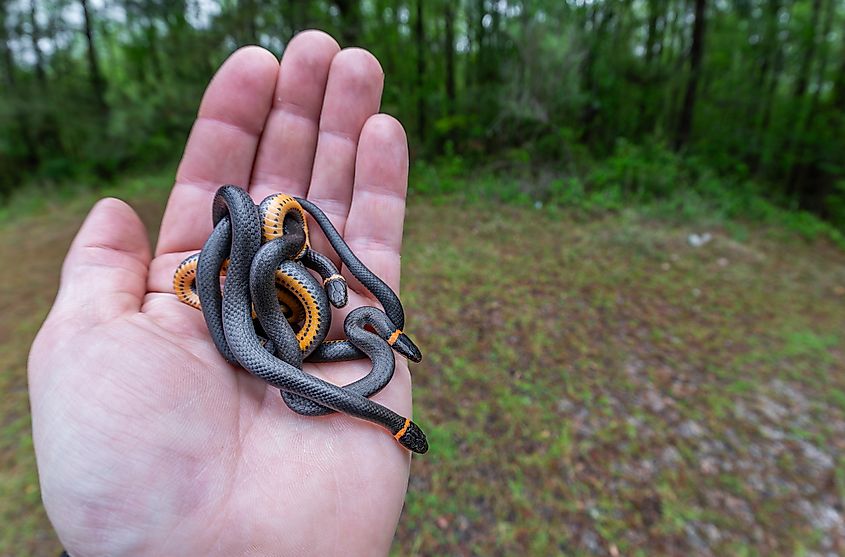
[{"left": 173, "top": 185, "right": 428, "bottom": 454}]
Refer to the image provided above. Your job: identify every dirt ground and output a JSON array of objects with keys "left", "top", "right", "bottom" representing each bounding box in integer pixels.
[{"left": 2, "top": 192, "right": 844, "bottom": 556}]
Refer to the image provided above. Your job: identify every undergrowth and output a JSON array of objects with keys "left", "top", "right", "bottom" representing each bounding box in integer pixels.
[
  {"left": 411, "top": 141, "right": 845, "bottom": 249},
  {"left": 3, "top": 143, "right": 843, "bottom": 251}
]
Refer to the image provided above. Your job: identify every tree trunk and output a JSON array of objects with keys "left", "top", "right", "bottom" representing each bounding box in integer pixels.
[
  {"left": 787, "top": 0, "right": 837, "bottom": 199},
  {"left": 143, "top": 19, "right": 163, "bottom": 82},
  {"left": 749, "top": 0, "right": 781, "bottom": 170},
  {"left": 638, "top": 0, "right": 663, "bottom": 136},
  {"left": 335, "top": 0, "right": 361, "bottom": 46},
  {"left": 287, "top": 0, "right": 306, "bottom": 36},
  {"left": 0, "top": 1, "right": 39, "bottom": 170},
  {"left": 793, "top": 0, "right": 822, "bottom": 99},
  {"left": 80, "top": 0, "right": 108, "bottom": 113},
  {"left": 474, "top": 0, "right": 486, "bottom": 85},
  {"left": 644, "top": 0, "right": 660, "bottom": 66},
  {"left": 28, "top": 0, "right": 46, "bottom": 84},
  {"left": 754, "top": 0, "right": 780, "bottom": 92},
  {"left": 580, "top": 3, "right": 615, "bottom": 143},
  {"left": 785, "top": 0, "right": 824, "bottom": 195},
  {"left": 0, "top": 2, "right": 16, "bottom": 89},
  {"left": 415, "top": 0, "right": 426, "bottom": 143},
  {"left": 834, "top": 11, "right": 845, "bottom": 111},
  {"left": 809, "top": 0, "right": 834, "bottom": 112},
  {"left": 443, "top": 1, "right": 456, "bottom": 115},
  {"left": 673, "top": 0, "right": 707, "bottom": 150}
]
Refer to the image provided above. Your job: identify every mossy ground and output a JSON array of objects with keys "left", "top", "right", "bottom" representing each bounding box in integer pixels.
[{"left": 1, "top": 178, "right": 844, "bottom": 556}]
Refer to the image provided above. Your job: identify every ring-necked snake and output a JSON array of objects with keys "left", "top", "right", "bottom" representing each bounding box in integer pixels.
[{"left": 172, "top": 185, "right": 428, "bottom": 453}]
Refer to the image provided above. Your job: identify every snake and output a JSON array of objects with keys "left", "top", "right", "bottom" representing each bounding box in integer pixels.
[
  {"left": 172, "top": 185, "right": 427, "bottom": 453},
  {"left": 174, "top": 192, "right": 421, "bottom": 364},
  {"left": 292, "top": 197, "right": 421, "bottom": 363}
]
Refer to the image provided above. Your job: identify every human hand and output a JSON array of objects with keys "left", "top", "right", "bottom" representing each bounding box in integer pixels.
[{"left": 29, "top": 31, "right": 414, "bottom": 557}]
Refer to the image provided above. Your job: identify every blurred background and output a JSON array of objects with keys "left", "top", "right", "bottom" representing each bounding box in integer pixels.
[{"left": 1, "top": 0, "right": 844, "bottom": 556}]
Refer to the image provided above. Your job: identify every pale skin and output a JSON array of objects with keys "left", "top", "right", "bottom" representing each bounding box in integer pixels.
[{"left": 28, "top": 31, "right": 415, "bottom": 557}]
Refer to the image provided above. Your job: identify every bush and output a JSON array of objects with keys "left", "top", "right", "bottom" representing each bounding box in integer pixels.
[{"left": 410, "top": 140, "right": 844, "bottom": 248}]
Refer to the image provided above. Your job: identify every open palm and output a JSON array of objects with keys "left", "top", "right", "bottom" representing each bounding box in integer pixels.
[{"left": 28, "top": 32, "right": 415, "bottom": 557}]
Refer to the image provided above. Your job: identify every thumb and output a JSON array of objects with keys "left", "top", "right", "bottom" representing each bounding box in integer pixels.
[{"left": 52, "top": 198, "right": 151, "bottom": 324}]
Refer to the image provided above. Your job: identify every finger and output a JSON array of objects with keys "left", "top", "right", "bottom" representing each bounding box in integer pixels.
[
  {"left": 156, "top": 46, "right": 279, "bottom": 256},
  {"left": 249, "top": 31, "right": 339, "bottom": 202},
  {"left": 342, "top": 115, "right": 409, "bottom": 293},
  {"left": 146, "top": 250, "right": 197, "bottom": 295},
  {"left": 52, "top": 198, "right": 151, "bottom": 324},
  {"left": 306, "top": 48, "right": 383, "bottom": 260}
]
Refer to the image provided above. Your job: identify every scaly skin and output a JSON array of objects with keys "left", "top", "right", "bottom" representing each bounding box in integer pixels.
[{"left": 28, "top": 35, "right": 419, "bottom": 557}]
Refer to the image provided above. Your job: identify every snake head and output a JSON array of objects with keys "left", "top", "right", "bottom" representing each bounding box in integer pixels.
[
  {"left": 325, "top": 278, "right": 348, "bottom": 308},
  {"left": 396, "top": 421, "right": 429, "bottom": 454},
  {"left": 393, "top": 333, "right": 422, "bottom": 363}
]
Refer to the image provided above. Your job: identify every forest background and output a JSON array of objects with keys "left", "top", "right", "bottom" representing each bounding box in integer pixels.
[
  {"left": 1, "top": 0, "right": 844, "bottom": 237},
  {"left": 3, "top": 1, "right": 845, "bottom": 555}
]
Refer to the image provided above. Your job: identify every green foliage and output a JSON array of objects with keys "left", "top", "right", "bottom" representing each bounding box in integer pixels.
[
  {"left": 411, "top": 145, "right": 845, "bottom": 247},
  {"left": 1, "top": 0, "right": 844, "bottom": 231}
]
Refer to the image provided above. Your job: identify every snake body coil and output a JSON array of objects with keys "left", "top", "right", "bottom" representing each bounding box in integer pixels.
[{"left": 173, "top": 185, "right": 427, "bottom": 453}]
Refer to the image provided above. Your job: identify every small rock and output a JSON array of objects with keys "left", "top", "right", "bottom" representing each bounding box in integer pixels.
[
  {"left": 660, "top": 446, "right": 682, "bottom": 467},
  {"left": 556, "top": 398, "right": 574, "bottom": 413},
  {"left": 707, "top": 491, "right": 756, "bottom": 525},
  {"left": 688, "top": 232, "right": 712, "bottom": 247},
  {"left": 678, "top": 420, "right": 705, "bottom": 439},
  {"left": 625, "top": 358, "right": 645, "bottom": 378},
  {"left": 702, "top": 523, "right": 723, "bottom": 544},
  {"left": 644, "top": 388, "right": 667, "bottom": 413},
  {"left": 814, "top": 506, "right": 843, "bottom": 532},
  {"left": 700, "top": 457, "right": 719, "bottom": 475},
  {"left": 733, "top": 401, "right": 757, "bottom": 422},
  {"left": 579, "top": 529, "right": 601, "bottom": 553},
  {"left": 797, "top": 440, "right": 834, "bottom": 478},
  {"left": 633, "top": 459, "right": 657, "bottom": 481},
  {"left": 798, "top": 501, "right": 845, "bottom": 540},
  {"left": 757, "top": 395, "right": 788, "bottom": 421},
  {"left": 684, "top": 522, "right": 710, "bottom": 552},
  {"left": 745, "top": 472, "right": 766, "bottom": 493},
  {"left": 759, "top": 425, "right": 786, "bottom": 441}
]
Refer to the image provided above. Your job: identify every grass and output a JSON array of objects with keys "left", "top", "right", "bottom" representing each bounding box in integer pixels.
[{"left": 1, "top": 170, "right": 845, "bottom": 555}]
